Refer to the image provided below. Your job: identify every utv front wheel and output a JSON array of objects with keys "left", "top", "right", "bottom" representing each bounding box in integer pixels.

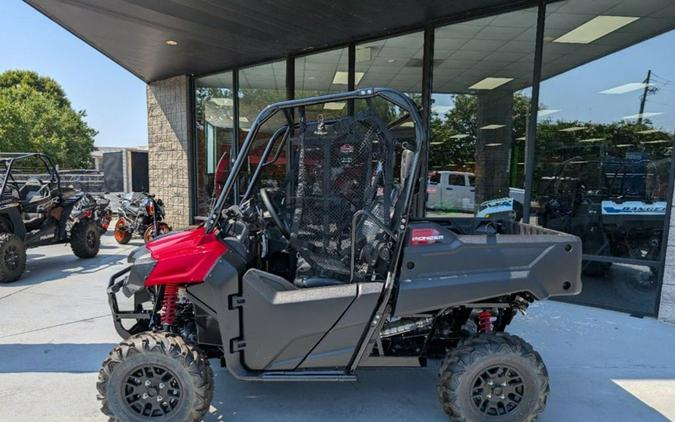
[
  {"left": 71, "top": 220, "right": 101, "bottom": 258},
  {"left": 438, "top": 333, "right": 549, "bottom": 422},
  {"left": 97, "top": 332, "right": 214, "bottom": 422},
  {"left": 0, "top": 233, "right": 26, "bottom": 283}
]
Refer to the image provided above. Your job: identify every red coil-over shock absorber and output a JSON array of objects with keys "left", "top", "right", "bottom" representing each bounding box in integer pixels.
[
  {"left": 478, "top": 310, "right": 494, "bottom": 333},
  {"left": 161, "top": 285, "right": 179, "bottom": 327}
]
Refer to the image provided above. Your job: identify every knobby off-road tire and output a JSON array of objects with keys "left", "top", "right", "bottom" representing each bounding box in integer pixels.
[
  {"left": 114, "top": 219, "right": 132, "bottom": 244},
  {"left": 0, "top": 232, "right": 26, "bottom": 283},
  {"left": 70, "top": 220, "right": 101, "bottom": 258},
  {"left": 438, "top": 333, "right": 549, "bottom": 422},
  {"left": 97, "top": 332, "right": 214, "bottom": 422}
]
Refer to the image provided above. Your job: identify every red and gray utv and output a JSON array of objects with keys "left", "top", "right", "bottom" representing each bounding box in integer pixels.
[{"left": 99, "top": 89, "right": 582, "bottom": 421}]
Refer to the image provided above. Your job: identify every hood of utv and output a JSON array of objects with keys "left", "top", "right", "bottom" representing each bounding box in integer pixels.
[{"left": 139, "top": 225, "right": 228, "bottom": 287}]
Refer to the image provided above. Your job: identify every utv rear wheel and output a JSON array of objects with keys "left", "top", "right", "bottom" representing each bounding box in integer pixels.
[
  {"left": 71, "top": 220, "right": 101, "bottom": 258},
  {"left": 438, "top": 333, "right": 549, "bottom": 422},
  {"left": 0, "top": 233, "right": 26, "bottom": 283},
  {"left": 114, "top": 219, "right": 132, "bottom": 244},
  {"left": 97, "top": 332, "right": 214, "bottom": 422}
]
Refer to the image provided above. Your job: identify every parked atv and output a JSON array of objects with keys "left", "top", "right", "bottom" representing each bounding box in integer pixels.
[
  {"left": 114, "top": 192, "right": 170, "bottom": 244},
  {"left": 74, "top": 192, "right": 112, "bottom": 234},
  {"left": 99, "top": 89, "right": 582, "bottom": 422},
  {"left": 0, "top": 153, "right": 101, "bottom": 283}
]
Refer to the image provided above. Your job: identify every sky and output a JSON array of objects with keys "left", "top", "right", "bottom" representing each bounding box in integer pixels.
[{"left": 0, "top": 0, "right": 147, "bottom": 148}]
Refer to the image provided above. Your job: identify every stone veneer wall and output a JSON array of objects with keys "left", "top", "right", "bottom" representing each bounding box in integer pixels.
[
  {"left": 146, "top": 75, "right": 191, "bottom": 228},
  {"left": 659, "top": 201, "right": 675, "bottom": 323}
]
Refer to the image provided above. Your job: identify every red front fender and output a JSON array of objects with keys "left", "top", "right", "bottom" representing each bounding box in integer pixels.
[{"left": 145, "top": 226, "right": 228, "bottom": 287}]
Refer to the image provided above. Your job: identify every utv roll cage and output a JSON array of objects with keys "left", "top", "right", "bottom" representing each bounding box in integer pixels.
[
  {"left": 206, "top": 88, "right": 425, "bottom": 231},
  {"left": 0, "top": 152, "right": 61, "bottom": 197}
]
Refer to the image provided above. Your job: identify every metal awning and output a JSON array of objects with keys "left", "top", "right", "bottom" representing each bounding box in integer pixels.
[{"left": 25, "top": 0, "right": 532, "bottom": 82}]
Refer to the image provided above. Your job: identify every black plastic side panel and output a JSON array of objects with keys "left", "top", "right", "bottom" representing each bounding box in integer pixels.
[
  {"left": 186, "top": 252, "right": 244, "bottom": 354},
  {"left": 241, "top": 269, "right": 357, "bottom": 371},
  {"left": 298, "top": 282, "right": 383, "bottom": 369},
  {"left": 395, "top": 221, "right": 582, "bottom": 316}
]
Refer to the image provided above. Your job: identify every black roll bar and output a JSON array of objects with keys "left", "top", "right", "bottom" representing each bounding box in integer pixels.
[{"left": 205, "top": 88, "right": 426, "bottom": 233}]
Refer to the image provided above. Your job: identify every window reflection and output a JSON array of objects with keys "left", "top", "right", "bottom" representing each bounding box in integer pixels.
[
  {"left": 238, "top": 61, "right": 288, "bottom": 196},
  {"left": 429, "top": 7, "right": 538, "bottom": 216},
  {"left": 195, "top": 71, "right": 234, "bottom": 216},
  {"left": 534, "top": 0, "right": 675, "bottom": 315}
]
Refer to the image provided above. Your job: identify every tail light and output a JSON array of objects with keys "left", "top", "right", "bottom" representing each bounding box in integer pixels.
[{"left": 145, "top": 202, "right": 155, "bottom": 216}]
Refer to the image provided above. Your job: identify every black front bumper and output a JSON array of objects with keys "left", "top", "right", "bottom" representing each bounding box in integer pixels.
[{"left": 107, "top": 266, "right": 152, "bottom": 339}]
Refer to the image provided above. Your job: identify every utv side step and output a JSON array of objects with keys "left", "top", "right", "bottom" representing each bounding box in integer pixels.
[
  {"left": 360, "top": 356, "right": 424, "bottom": 367},
  {"left": 259, "top": 371, "right": 356, "bottom": 382}
]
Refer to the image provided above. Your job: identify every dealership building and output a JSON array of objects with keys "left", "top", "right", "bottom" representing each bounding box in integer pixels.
[{"left": 27, "top": 0, "right": 675, "bottom": 321}]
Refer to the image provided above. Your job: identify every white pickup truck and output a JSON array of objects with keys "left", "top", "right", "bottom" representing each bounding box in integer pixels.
[{"left": 427, "top": 171, "right": 524, "bottom": 214}]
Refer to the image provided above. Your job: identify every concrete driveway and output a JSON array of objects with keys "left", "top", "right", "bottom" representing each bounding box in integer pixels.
[{"left": 0, "top": 231, "right": 674, "bottom": 421}]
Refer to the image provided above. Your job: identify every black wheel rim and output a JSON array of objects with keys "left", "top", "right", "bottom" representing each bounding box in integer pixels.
[
  {"left": 471, "top": 365, "right": 524, "bottom": 416},
  {"left": 123, "top": 364, "right": 182, "bottom": 418},
  {"left": 4, "top": 245, "right": 19, "bottom": 271},
  {"left": 86, "top": 230, "right": 97, "bottom": 249}
]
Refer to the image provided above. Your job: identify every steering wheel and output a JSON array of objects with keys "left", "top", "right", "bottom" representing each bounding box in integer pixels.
[{"left": 259, "top": 188, "right": 290, "bottom": 239}]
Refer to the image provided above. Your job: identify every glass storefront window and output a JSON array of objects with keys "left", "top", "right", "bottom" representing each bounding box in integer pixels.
[
  {"left": 238, "top": 60, "right": 288, "bottom": 196},
  {"left": 195, "top": 71, "right": 234, "bottom": 216},
  {"left": 295, "top": 48, "right": 349, "bottom": 120},
  {"left": 534, "top": 0, "right": 675, "bottom": 315},
  {"left": 429, "top": 7, "right": 538, "bottom": 215}
]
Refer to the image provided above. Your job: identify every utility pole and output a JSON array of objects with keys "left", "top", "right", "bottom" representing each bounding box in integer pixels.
[{"left": 638, "top": 69, "right": 652, "bottom": 124}]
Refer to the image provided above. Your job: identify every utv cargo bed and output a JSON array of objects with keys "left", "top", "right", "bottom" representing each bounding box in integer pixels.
[{"left": 395, "top": 218, "right": 582, "bottom": 315}]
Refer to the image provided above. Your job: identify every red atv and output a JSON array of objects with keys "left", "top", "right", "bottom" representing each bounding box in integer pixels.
[{"left": 99, "top": 89, "right": 582, "bottom": 421}]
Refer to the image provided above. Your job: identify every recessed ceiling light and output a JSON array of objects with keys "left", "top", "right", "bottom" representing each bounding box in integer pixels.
[
  {"left": 165, "top": 40, "right": 178, "bottom": 46},
  {"left": 486, "top": 143, "right": 503, "bottom": 147},
  {"left": 559, "top": 126, "right": 585, "bottom": 132},
  {"left": 332, "top": 71, "right": 364, "bottom": 85},
  {"left": 538, "top": 109, "right": 560, "bottom": 117},
  {"left": 553, "top": 16, "right": 639, "bottom": 44},
  {"left": 579, "top": 138, "right": 604, "bottom": 143},
  {"left": 450, "top": 134, "right": 469, "bottom": 139},
  {"left": 323, "top": 102, "right": 346, "bottom": 110},
  {"left": 600, "top": 82, "right": 651, "bottom": 95},
  {"left": 387, "top": 59, "right": 396, "bottom": 63},
  {"left": 469, "top": 77, "right": 513, "bottom": 90},
  {"left": 638, "top": 129, "right": 659, "bottom": 134},
  {"left": 480, "top": 124, "right": 505, "bottom": 130},
  {"left": 616, "top": 144, "right": 634, "bottom": 148},
  {"left": 622, "top": 112, "right": 663, "bottom": 120},
  {"left": 355, "top": 47, "right": 372, "bottom": 63}
]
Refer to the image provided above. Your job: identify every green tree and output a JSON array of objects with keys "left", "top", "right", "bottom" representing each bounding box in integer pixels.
[{"left": 0, "top": 70, "right": 97, "bottom": 168}]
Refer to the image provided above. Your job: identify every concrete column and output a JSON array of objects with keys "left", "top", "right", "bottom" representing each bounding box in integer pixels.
[
  {"left": 659, "top": 200, "right": 675, "bottom": 323},
  {"left": 146, "top": 75, "right": 192, "bottom": 228},
  {"left": 474, "top": 89, "right": 513, "bottom": 205}
]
